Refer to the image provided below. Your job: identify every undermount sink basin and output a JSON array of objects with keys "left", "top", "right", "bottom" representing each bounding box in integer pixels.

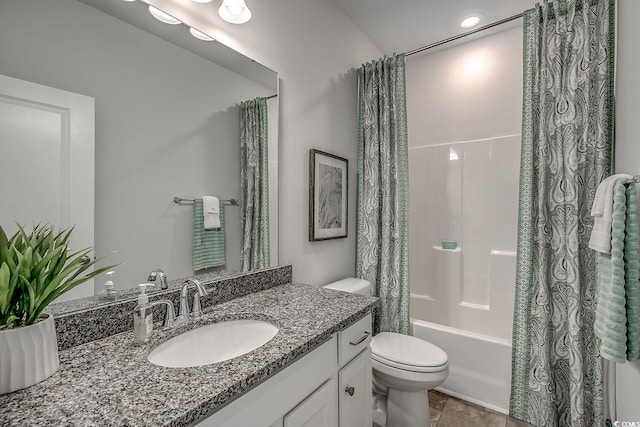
[{"left": 147, "top": 319, "right": 278, "bottom": 368}]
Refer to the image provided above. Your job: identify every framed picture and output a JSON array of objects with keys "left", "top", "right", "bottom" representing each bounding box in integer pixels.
[{"left": 309, "top": 149, "right": 348, "bottom": 241}]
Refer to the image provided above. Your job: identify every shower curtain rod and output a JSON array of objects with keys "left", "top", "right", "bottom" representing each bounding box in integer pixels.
[{"left": 405, "top": 12, "right": 524, "bottom": 57}]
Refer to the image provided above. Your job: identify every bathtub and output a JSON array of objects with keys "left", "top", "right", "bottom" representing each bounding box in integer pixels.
[{"left": 411, "top": 319, "right": 512, "bottom": 414}]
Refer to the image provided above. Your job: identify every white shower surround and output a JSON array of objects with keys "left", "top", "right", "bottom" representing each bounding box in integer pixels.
[
  {"left": 405, "top": 24, "right": 524, "bottom": 412},
  {"left": 408, "top": 135, "right": 520, "bottom": 341},
  {"left": 408, "top": 135, "right": 520, "bottom": 413}
]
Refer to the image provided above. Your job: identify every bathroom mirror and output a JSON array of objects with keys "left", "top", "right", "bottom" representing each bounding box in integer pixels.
[{"left": 0, "top": 0, "right": 279, "bottom": 308}]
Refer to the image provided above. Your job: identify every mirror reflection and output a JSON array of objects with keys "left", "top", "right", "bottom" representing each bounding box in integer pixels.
[{"left": 0, "top": 0, "right": 279, "bottom": 307}]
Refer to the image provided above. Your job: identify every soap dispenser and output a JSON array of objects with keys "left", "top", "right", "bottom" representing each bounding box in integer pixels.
[
  {"left": 133, "top": 283, "right": 155, "bottom": 345},
  {"left": 97, "top": 271, "right": 118, "bottom": 301}
]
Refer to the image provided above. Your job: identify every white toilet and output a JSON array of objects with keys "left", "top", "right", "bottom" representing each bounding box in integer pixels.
[{"left": 324, "top": 278, "right": 449, "bottom": 427}]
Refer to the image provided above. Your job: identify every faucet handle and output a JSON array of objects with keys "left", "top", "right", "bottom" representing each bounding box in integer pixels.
[
  {"left": 191, "top": 293, "right": 203, "bottom": 320},
  {"left": 163, "top": 301, "right": 176, "bottom": 327},
  {"left": 150, "top": 300, "right": 176, "bottom": 328}
]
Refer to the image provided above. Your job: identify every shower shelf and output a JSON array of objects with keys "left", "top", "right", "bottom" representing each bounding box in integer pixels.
[
  {"left": 432, "top": 246, "right": 461, "bottom": 252},
  {"left": 489, "top": 250, "right": 516, "bottom": 257}
]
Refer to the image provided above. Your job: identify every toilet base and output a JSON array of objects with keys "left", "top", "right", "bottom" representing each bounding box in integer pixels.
[
  {"left": 373, "top": 387, "right": 432, "bottom": 427},
  {"left": 387, "top": 388, "right": 430, "bottom": 427},
  {"left": 372, "top": 381, "right": 388, "bottom": 426}
]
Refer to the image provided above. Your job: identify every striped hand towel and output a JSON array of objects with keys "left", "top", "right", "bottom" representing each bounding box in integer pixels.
[
  {"left": 623, "top": 182, "right": 640, "bottom": 361},
  {"left": 595, "top": 179, "right": 640, "bottom": 362},
  {"left": 595, "top": 180, "right": 629, "bottom": 362},
  {"left": 193, "top": 198, "right": 225, "bottom": 271}
]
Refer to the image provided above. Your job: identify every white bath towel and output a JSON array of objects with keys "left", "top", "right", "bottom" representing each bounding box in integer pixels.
[
  {"left": 589, "top": 174, "right": 633, "bottom": 254},
  {"left": 202, "top": 196, "right": 220, "bottom": 230}
]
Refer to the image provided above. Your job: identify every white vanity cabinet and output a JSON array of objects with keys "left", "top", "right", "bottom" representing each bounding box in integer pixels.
[{"left": 196, "top": 313, "right": 372, "bottom": 427}]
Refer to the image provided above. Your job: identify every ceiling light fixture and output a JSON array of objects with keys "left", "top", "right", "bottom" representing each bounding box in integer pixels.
[
  {"left": 189, "top": 27, "right": 215, "bottom": 41},
  {"left": 192, "top": 0, "right": 213, "bottom": 2},
  {"left": 460, "top": 15, "right": 481, "bottom": 29},
  {"left": 148, "top": 5, "right": 182, "bottom": 25},
  {"left": 218, "top": 0, "right": 252, "bottom": 24}
]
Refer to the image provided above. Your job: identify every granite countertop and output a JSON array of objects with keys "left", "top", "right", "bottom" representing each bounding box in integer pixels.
[{"left": 0, "top": 283, "right": 378, "bottom": 427}]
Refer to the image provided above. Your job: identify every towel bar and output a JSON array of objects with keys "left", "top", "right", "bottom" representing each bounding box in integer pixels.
[{"left": 173, "top": 196, "right": 238, "bottom": 206}]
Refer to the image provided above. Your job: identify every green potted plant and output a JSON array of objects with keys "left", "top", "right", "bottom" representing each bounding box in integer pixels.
[{"left": 0, "top": 224, "right": 116, "bottom": 394}]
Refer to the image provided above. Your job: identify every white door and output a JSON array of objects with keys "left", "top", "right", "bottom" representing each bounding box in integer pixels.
[
  {"left": 338, "top": 349, "right": 372, "bottom": 427},
  {"left": 284, "top": 378, "right": 338, "bottom": 427},
  {"left": 0, "top": 73, "right": 95, "bottom": 301}
]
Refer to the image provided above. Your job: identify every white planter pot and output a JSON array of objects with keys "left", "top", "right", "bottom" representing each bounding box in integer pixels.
[{"left": 0, "top": 314, "right": 60, "bottom": 395}]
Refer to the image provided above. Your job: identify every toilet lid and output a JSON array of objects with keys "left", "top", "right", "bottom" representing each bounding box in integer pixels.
[{"left": 371, "top": 332, "right": 448, "bottom": 372}]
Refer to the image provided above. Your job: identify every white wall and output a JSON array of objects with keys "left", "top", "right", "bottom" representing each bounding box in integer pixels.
[
  {"left": 614, "top": 0, "right": 640, "bottom": 422},
  {"left": 405, "top": 25, "right": 522, "bottom": 341},
  {"left": 148, "top": 0, "right": 383, "bottom": 286},
  {"left": 0, "top": 0, "right": 274, "bottom": 289}
]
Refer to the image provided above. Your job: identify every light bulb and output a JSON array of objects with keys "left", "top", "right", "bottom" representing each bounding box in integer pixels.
[
  {"left": 227, "top": 3, "right": 243, "bottom": 15},
  {"left": 460, "top": 15, "right": 481, "bottom": 29},
  {"left": 148, "top": 5, "right": 181, "bottom": 25},
  {"left": 189, "top": 27, "right": 215, "bottom": 41},
  {"left": 218, "top": 0, "right": 252, "bottom": 24}
]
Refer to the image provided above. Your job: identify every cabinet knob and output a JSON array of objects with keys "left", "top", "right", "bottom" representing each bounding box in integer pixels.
[{"left": 345, "top": 386, "right": 355, "bottom": 396}]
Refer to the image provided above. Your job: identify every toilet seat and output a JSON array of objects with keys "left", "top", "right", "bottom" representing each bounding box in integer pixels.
[
  {"left": 371, "top": 332, "right": 448, "bottom": 373},
  {"left": 372, "top": 352, "right": 447, "bottom": 373}
]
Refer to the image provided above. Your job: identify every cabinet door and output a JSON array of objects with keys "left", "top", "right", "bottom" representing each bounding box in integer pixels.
[
  {"left": 338, "top": 349, "right": 372, "bottom": 427},
  {"left": 284, "top": 377, "right": 338, "bottom": 427}
]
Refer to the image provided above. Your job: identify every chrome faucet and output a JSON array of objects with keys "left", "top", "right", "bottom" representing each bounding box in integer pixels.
[
  {"left": 149, "top": 300, "right": 176, "bottom": 328},
  {"left": 175, "top": 278, "right": 208, "bottom": 325},
  {"left": 147, "top": 269, "right": 168, "bottom": 290}
]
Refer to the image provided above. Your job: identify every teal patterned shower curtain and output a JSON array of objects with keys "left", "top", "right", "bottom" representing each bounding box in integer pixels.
[
  {"left": 356, "top": 54, "right": 410, "bottom": 334},
  {"left": 239, "top": 97, "right": 269, "bottom": 272},
  {"left": 510, "top": 1, "right": 615, "bottom": 426}
]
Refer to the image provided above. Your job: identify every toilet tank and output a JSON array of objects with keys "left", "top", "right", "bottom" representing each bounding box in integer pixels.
[{"left": 323, "top": 278, "right": 372, "bottom": 295}]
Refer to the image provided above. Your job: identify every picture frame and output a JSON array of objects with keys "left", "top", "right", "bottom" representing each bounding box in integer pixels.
[{"left": 309, "top": 149, "right": 348, "bottom": 241}]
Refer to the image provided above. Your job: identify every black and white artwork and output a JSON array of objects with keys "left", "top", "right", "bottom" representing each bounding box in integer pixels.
[{"left": 309, "top": 149, "right": 348, "bottom": 241}]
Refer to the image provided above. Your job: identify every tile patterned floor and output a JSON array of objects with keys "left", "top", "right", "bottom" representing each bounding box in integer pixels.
[{"left": 429, "top": 390, "right": 535, "bottom": 427}]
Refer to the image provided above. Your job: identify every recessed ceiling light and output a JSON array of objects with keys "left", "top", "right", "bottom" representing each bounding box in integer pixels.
[
  {"left": 189, "top": 27, "right": 215, "bottom": 41},
  {"left": 460, "top": 15, "right": 481, "bottom": 29},
  {"left": 148, "top": 5, "right": 182, "bottom": 25}
]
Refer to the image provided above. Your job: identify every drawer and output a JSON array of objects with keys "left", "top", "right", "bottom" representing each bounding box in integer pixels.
[{"left": 338, "top": 313, "right": 372, "bottom": 366}]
